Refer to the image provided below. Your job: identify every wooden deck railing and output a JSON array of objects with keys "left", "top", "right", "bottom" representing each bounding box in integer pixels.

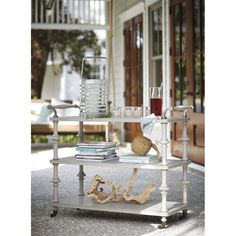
[{"left": 31, "top": 0, "right": 109, "bottom": 30}]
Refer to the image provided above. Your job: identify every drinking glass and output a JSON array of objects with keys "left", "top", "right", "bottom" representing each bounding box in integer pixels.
[
  {"left": 150, "top": 87, "right": 162, "bottom": 116},
  {"left": 142, "top": 106, "right": 150, "bottom": 116},
  {"left": 124, "top": 107, "right": 132, "bottom": 117},
  {"left": 133, "top": 107, "right": 142, "bottom": 117}
]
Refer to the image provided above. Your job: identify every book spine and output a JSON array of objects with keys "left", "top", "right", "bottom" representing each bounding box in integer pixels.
[
  {"left": 76, "top": 151, "right": 114, "bottom": 156},
  {"left": 75, "top": 155, "right": 105, "bottom": 160},
  {"left": 75, "top": 156, "right": 118, "bottom": 162}
]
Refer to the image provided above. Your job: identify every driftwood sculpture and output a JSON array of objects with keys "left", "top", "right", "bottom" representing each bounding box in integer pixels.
[{"left": 87, "top": 168, "right": 156, "bottom": 204}]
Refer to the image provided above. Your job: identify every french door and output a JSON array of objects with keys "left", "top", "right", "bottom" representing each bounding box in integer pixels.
[
  {"left": 123, "top": 14, "right": 143, "bottom": 141},
  {"left": 170, "top": 0, "right": 205, "bottom": 164}
]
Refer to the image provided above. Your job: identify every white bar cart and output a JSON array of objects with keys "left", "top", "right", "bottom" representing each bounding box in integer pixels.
[{"left": 47, "top": 105, "right": 193, "bottom": 229}]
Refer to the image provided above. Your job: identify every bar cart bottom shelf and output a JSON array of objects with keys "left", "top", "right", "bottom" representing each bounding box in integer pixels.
[{"left": 51, "top": 196, "right": 188, "bottom": 218}]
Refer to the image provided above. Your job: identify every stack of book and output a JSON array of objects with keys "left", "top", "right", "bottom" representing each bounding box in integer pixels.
[
  {"left": 119, "top": 154, "right": 159, "bottom": 164},
  {"left": 75, "top": 141, "right": 118, "bottom": 162}
]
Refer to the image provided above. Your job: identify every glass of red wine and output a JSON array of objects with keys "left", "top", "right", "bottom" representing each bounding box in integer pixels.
[{"left": 150, "top": 87, "right": 162, "bottom": 116}]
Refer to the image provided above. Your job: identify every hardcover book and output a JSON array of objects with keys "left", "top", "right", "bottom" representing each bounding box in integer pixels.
[
  {"left": 76, "top": 141, "right": 117, "bottom": 149},
  {"left": 119, "top": 154, "right": 158, "bottom": 164}
]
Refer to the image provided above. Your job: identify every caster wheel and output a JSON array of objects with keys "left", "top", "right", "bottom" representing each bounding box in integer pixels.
[
  {"left": 50, "top": 209, "right": 58, "bottom": 217},
  {"left": 179, "top": 210, "right": 187, "bottom": 220},
  {"left": 158, "top": 217, "right": 168, "bottom": 229},
  {"left": 158, "top": 222, "right": 168, "bottom": 229},
  {"left": 158, "top": 224, "right": 164, "bottom": 229}
]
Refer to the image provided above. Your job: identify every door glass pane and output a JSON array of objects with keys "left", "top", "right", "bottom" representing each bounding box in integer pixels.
[
  {"left": 202, "top": 55, "right": 205, "bottom": 112},
  {"left": 124, "top": 28, "right": 132, "bottom": 66},
  {"left": 182, "top": 59, "right": 188, "bottom": 105},
  {"left": 174, "top": 60, "right": 180, "bottom": 105},
  {"left": 136, "top": 64, "right": 143, "bottom": 105},
  {"left": 124, "top": 26, "right": 132, "bottom": 105},
  {"left": 194, "top": 53, "right": 201, "bottom": 112},
  {"left": 194, "top": 0, "right": 201, "bottom": 53},
  {"left": 181, "top": 2, "right": 187, "bottom": 56},
  {"left": 202, "top": 0, "right": 205, "bottom": 52},
  {"left": 193, "top": 0, "right": 205, "bottom": 113},
  {"left": 174, "top": 5, "right": 180, "bottom": 56},
  {"left": 202, "top": 1, "right": 205, "bottom": 112},
  {"left": 136, "top": 22, "right": 143, "bottom": 64}
]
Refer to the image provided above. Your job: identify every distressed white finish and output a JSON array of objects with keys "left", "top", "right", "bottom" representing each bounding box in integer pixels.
[{"left": 48, "top": 105, "right": 192, "bottom": 225}]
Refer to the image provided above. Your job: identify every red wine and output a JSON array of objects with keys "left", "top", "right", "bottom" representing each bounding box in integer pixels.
[{"left": 150, "top": 98, "right": 162, "bottom": 116}]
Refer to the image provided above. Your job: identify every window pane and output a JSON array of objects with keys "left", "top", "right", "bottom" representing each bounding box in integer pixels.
[
  {"left": 154, "top": 59, "right": 162, "bottom": 87},
  {"left": 152, "top": 7, "right": 162, "bottom": 56},
  {"left": 149, "top": 2, "right": 162, "bottom": 88}
]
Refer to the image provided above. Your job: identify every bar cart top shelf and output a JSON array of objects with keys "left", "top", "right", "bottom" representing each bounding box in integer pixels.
[{"left": 50, "top": 116, "right": 190, "bottom": 123}]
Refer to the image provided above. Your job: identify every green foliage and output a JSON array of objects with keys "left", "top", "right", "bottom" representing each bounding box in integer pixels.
[
  {"left": 31, "top": 135, "right": 49, "bottom": 143},
  {"left": 31, "top": 134, "right": 104, "bottom": 143},
  {"left": 31, "top": 29, "right": 102, "bottom": 98},
  {"left": 48, "top": 30, "right": 101, "bottom": 73}
]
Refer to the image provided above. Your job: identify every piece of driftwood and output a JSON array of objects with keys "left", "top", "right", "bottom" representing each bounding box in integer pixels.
[
  {"left": 87, "top": 168, "right": 156, "bottom": 204},
  {"left": 123, "top": 168, "right": 156, "bottom": 204},
  {"left": 87, "top": 174, "right": 123, "bottom": 203}
]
